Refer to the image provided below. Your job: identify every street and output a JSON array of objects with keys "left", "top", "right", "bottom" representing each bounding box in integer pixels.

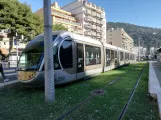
[{"left": 0, "top": 68, "right": 17, "bottom": 83}]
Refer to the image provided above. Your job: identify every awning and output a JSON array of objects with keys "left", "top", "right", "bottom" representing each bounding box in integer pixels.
[{"left": 0, "top": 48, "right": 9, "bottom": 55}]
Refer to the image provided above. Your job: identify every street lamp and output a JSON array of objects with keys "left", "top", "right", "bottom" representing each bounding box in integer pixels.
[
  {"left": 153, "top": 32, "right": 158, "bottom": 59},
  {"left": 15, "top": 31, "right": 19, "bottom": 63}
]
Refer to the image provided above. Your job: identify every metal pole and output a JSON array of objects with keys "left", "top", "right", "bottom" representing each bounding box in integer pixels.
[
  {"left": 15, "top": 32, "right": 18, "bottom": 64},
  {"left": 16, "top": 41, "right": 18, "bottom": 62},
  {"left": 138, "top": 37, "right": 140, "bottom": 61},
  {"left": 43, "top": 0, "right": 55, "bottom": 103}
]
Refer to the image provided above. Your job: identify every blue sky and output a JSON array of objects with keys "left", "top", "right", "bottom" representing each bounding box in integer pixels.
[{"left": 19, "top": 0, "right": 161, "bottom": 28}]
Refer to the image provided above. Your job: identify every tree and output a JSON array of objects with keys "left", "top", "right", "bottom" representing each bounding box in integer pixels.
[
  {"left": 0, "top": 0, "right": 43, "bottom": 50},
  {"left": 52, "top": 24, "right": 68, "bottom": 31}
]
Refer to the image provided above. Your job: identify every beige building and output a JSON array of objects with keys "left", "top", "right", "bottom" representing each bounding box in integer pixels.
[
  {"left": 106, "top": 28, "right": 134, "bottom": 51},
  {"left": 62, "top": 0, "right": 106, "bottom": 41},
  {"left": 35, "top": 2, "right": 83, "bottom": 35},
  {"left": 0, "top": 37, "right": 26, "bottom": 50}
]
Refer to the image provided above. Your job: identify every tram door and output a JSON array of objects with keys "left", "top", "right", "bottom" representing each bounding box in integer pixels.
[{"left": 76, "top": 43, "right": 84, "bottom": 79}]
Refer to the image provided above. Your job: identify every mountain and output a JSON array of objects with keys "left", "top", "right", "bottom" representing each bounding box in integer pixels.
[{"left": 107, "top": 22, "right": 161, "bottom": 49}]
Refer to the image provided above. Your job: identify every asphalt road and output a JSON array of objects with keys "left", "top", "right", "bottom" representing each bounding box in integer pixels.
[{"left": 0, "top": 68, "right": 17, "bottom": 83}]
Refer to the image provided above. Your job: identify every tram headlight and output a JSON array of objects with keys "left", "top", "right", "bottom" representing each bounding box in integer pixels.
[{"left": 17, "top": 71, "right": 37, "bottom": 81}]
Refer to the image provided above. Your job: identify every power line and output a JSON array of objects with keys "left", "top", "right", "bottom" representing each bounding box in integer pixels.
[{"left": 129, "top": 0, "right": 138, "bottom": 22}]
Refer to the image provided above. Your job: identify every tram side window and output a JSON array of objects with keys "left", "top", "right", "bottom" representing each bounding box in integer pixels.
[
  {"left": 125, "top": 53, "right": 127, "bottom": 60},
  {"left": 60, "top": 40, "right": 73, "bottom": 69},
  {"left": 115, "top": 51, "right": 117, "bottom": 58},
  {"left": 130, "top": 54, "right": 132, "bottom": 60},
  {"left": 127, "top": 53, "right": 129, "bottom": 60},
  {"left": 120, "top": 52, "right": 124, "bottom": 61},
  {"left": 85, "top": 45, "right": 101, "bottom": 66},
  {"left": 125, "top": 53, "right": 129, "bottom": 60},
  {"left": 95, "top": 47, "right": 101, "bottom": 64},
  {"left": 111, "top": 50, "right": 115, "bottom": 62},
  {"left": 106, "top": 49, "right": 111, "bottom": 66}
]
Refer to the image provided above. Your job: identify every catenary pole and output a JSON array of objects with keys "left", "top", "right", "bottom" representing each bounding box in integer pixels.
[
  {"left": 43, "top": 0, "right": 55, "bottom": 102},
  {"left": 138, "top": 37, "right": 140, "bottom": 61}
]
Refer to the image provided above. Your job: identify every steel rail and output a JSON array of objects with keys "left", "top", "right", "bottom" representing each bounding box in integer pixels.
[{"left": 56, "top": 64, "right": 137, "bottom": 120}]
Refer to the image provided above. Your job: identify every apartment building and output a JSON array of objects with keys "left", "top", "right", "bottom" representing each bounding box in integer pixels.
[
  {"left": 35, "top": 2, "right": 83, "bottom": 35},
  {"left": 62, "top": 0, "right": 106, "bottom": 41},
  {"left": 106, "top": 28, "right": 134, "bottom": 52},
  {"left": 0, "top": 37, "right": 26, "bottom": 50}
]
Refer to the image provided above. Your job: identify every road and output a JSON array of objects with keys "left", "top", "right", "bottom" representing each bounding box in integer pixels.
[{"left": 0, "top": 68, "right": 17, "bottom": 83}]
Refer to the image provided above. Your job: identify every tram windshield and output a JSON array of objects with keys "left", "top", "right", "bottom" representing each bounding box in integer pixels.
[
  {"left": 18, "top": 41, "right": 44, "bottom": 71},
  {"left": 18, "top": 35, "right": 57, "bottom": 71}
]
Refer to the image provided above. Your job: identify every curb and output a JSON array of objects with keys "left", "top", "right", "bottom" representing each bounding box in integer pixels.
[
  {"left": 148, "top": 61, "right": 161, "bottom": 119},
  {"left": 0, "top": 80, "right": 19, "bottom": 89},
  {"left": 157, "top": 93, "right": 161, "bottom": 120}
]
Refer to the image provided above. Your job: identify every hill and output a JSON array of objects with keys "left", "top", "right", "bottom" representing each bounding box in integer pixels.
[{"left": 107, "top": 22, "right": 161, "bottom": 49}]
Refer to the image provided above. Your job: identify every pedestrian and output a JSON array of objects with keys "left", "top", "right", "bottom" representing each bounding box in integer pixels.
[{"left": 0, "top": 51, "right": 9, "bottom": 82}]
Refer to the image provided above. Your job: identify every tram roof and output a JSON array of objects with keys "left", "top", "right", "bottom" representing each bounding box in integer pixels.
[{"left": 26, "top": 31, "right": 134, "bottom": 54}]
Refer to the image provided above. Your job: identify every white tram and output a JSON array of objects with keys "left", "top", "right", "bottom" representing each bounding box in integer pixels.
[{"left": 17, "top": 31, "right": 136, "bottom": 86}]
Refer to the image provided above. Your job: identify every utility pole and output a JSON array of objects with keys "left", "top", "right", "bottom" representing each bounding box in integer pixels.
[
  {"left": 138, "top": 37, "right": 140, "bottom": 61},
  {"left": 15, "top": 32, "right": 19, "bottom": 63},
  {"left": 43, "top": 0, "right": 55, "bottom": 103}
]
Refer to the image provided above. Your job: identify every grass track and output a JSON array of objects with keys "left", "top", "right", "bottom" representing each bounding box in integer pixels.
[
  {"left": 124, "top": 63, "right": 159, "bottom": 120},
  {"left": 0, "top": 62, "right": 159, "bottom": 120}
]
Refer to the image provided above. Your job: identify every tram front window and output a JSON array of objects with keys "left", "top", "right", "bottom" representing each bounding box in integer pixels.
[{"left": 18, "top": 41, "right": 44, "bottom": 71}]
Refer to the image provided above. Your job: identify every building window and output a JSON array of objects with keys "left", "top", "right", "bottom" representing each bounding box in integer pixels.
[
  {"left": 85, "top": 45, "right": 101, "bottom": 66},
  {"left": 60, "top": 40, "right": 73, "bottom": 69},
  {"left": 4, "top": 42, "right": 6, "bottom": 45}
]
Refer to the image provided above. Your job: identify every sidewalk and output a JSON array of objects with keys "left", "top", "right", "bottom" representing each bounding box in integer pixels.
[{"left": 149, "top": 61, "right": 161, "bottom": 119}]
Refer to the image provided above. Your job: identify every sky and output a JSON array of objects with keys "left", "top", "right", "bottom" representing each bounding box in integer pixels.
[{"left": 19, "top": 0, "right": 161, "bottom": 28}]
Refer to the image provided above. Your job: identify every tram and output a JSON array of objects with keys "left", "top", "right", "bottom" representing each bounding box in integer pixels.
[{"left": 17, "top": 31, "right": 136, "bottom": 86}]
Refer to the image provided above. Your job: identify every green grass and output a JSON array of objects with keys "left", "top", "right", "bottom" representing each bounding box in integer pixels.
[
  {"left": 0, "top": 62, "right": 158, "bottom": 120},
  {"left": 66, "top": 62, "right": 147, "bottom": 120},
  {"left": 124, "top": 64, "right": 160, "bottom": 120}
]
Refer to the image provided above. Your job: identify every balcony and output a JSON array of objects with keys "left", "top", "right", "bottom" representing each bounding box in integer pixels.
[
  {"left": 92, "top": 32, "right": 96, "bottom": 36},
  {"left": 91, "top": 12, "right": 97, "bottom": 17},
  {"left": 51, "top": 11, "right": 76, "bottom": 21},
  {"left": 93, "top": 18, "right": 96, "bottom": 23},
  {"left": 100, "top": 21, "right": 104, "bottom": 25},
  {"left": 84, "top": 31, "right": 92, "bottom": 36},
  {"left": 96, "top": 29, "right": 101, "bottom": 33},
  {"left": 84, "top": 10, "right": 91, "bottom": 15},
  {"left": 96, "top": 13, "right": 101, "bottom": 18},
  {"left": 100, "top": 14, "right": 105, "bottom": 19},
  {"left": 84, "top": 2, "right": 104, "bottom": 13},
  {"left": 73, "top": 29, "right": 83, "bottom": 35},
  {"left": 92, "top": 25, "right": 96, "bottom": 29},
  {"left": 84, "top": 24, "right": 92, "bottom": 29},
  {"left": 55, "top": 18, "right": 82, "bottom": 27}
]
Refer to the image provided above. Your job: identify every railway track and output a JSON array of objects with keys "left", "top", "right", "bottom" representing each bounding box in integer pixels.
[
  {"left": 56, "top": 63, "right": 143, "bottom": 120},
  {"left": 118, "top": 63, "right": 147, "bottom": 120}
]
